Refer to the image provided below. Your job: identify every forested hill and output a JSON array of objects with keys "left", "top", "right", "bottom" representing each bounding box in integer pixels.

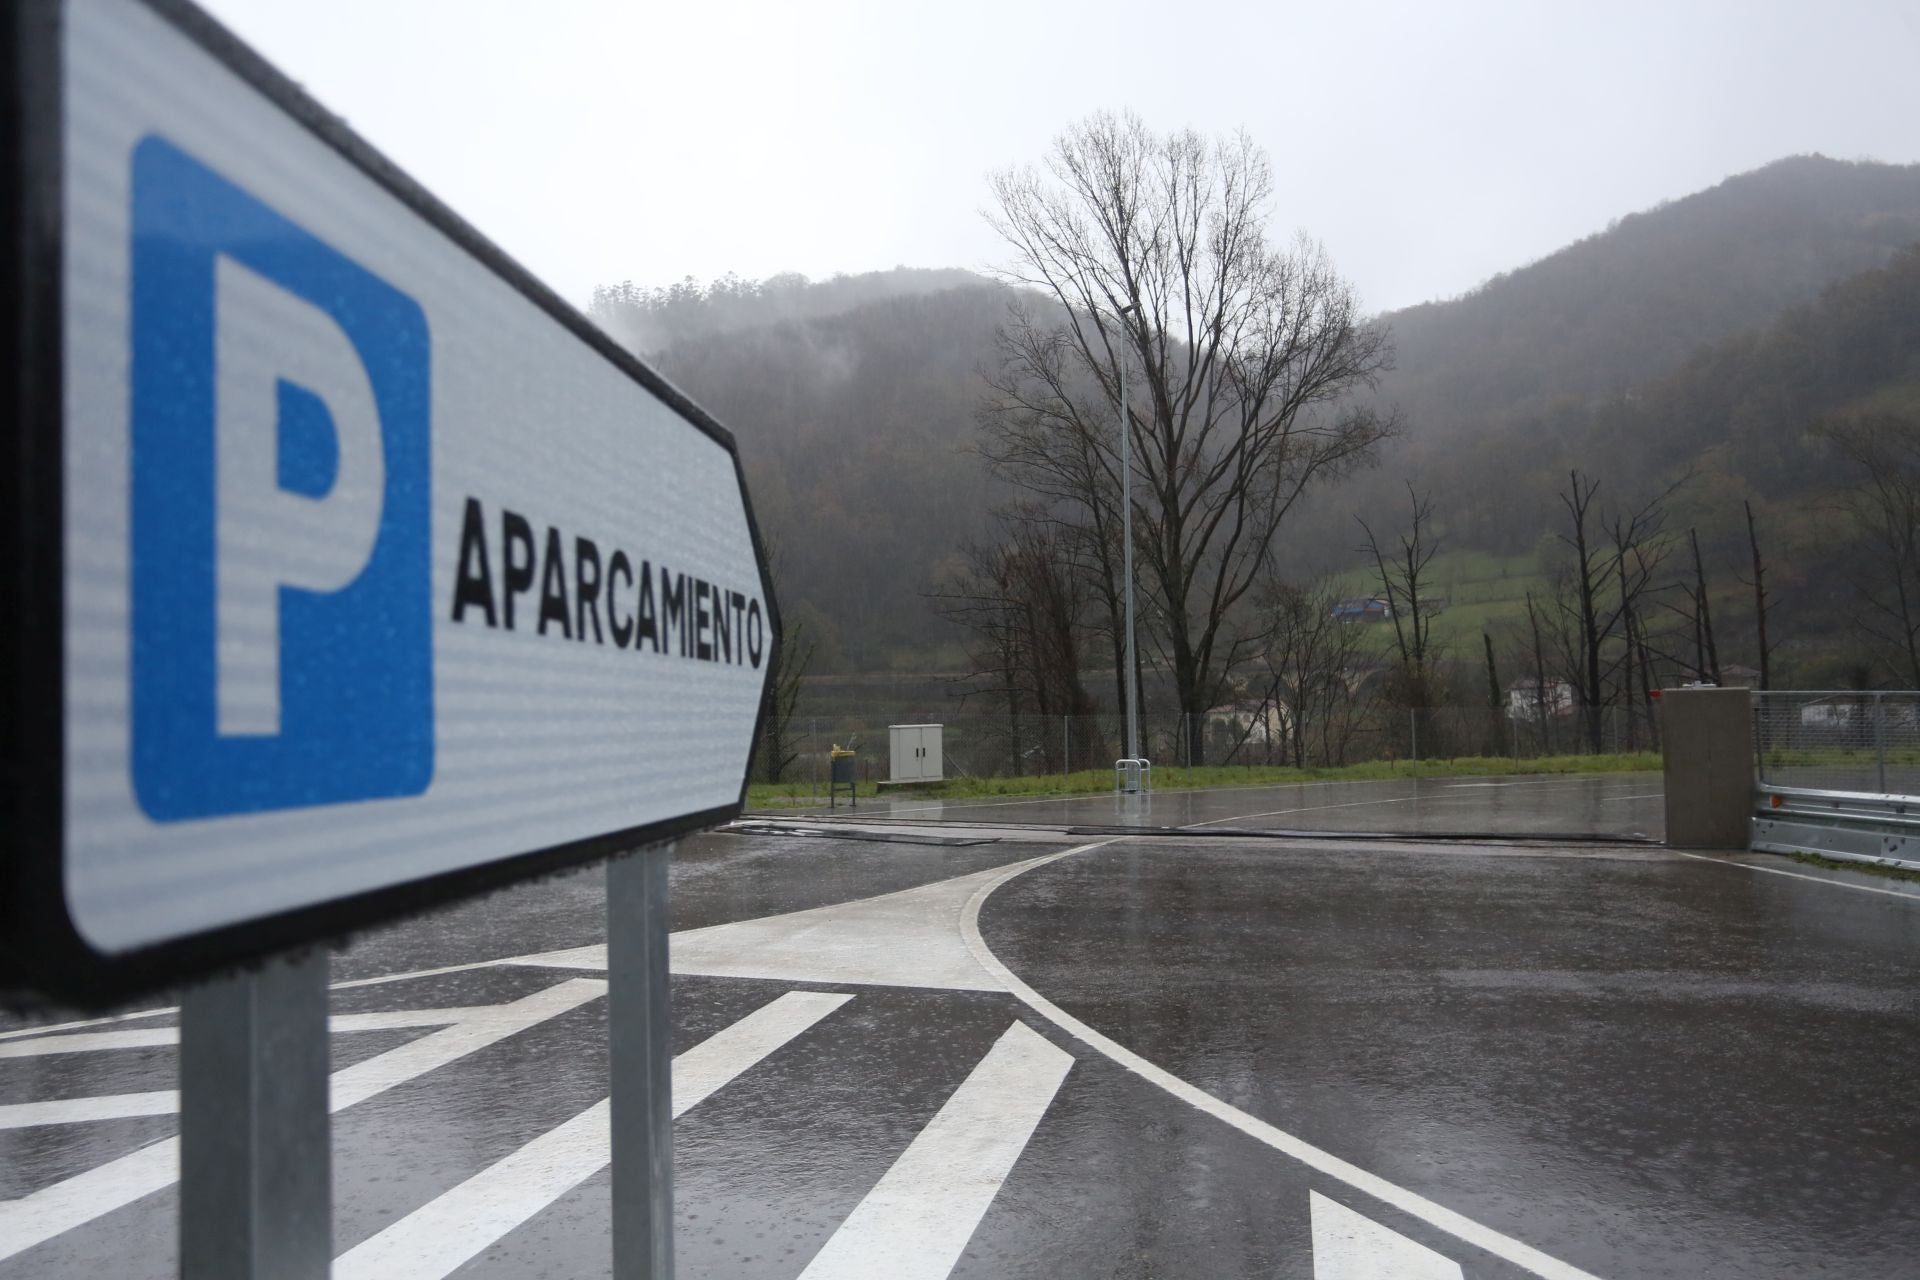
[
  {"left": 1376, "top": 155, "right": 1920, "bottom": 434},
  {"left": 587, "top": 157, "right": 1920, "bottom": 673},
  {"left": 594, "top": 271, "right": 1010, "bottom": 669},
  {"left": 590, "top": 267, "right": 982, "bottom": 356},
  {"left": 1405, "top": 241, "right": 1920, "bottom": 558}
]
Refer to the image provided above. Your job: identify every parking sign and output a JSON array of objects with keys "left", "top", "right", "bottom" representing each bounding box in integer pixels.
[{"left": 1, "top": 0, "right": 779, "bottom": 1003}]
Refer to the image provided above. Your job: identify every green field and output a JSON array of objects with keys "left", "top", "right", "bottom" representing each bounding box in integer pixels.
[{"left": 1330, "top": 549, "right": 1550, "bottom": 651}]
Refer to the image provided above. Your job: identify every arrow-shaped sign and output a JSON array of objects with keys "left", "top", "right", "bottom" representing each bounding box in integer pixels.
[{"left": 1, "top": 0, "right": 777, "bottom": 1005}]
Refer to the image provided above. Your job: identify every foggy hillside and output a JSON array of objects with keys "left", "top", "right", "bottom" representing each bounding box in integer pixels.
[
  {"left": 1377, "top": 155, "right": 1920, "bottom": 430},
  {"left": 595, "top": 272, "right": 1012, "bottom": 670},
  {"left": 590, "top": 267, "right": 984, "bottom": 357},
  {"left": 590, "top": 157, "right": 1920, "bottom": 675},
  {"left": 1267, "top": 154, "right": 1920, "bottom": 568}
]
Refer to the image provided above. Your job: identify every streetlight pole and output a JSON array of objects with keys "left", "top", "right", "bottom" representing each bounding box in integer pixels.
[{"left": 1118, "top": 305, "right": 1141, "bottom": 773}]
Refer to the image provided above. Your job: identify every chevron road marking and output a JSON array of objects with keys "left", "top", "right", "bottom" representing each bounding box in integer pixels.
[
  {"left": 333, "top": 990, "right": 852, "bottom": 1280},
  {"left": 1311, "top": 1190, "right": 1465, "bottom": 1279},
  {"left": 0, "top": 979, "right": 605, "bottom": 1264},
  {"left": 796, "top": 1020, "right": 1073, "bottom": 1280}
]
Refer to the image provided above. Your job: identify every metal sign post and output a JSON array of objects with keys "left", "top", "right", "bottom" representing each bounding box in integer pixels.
[
  {"left": 179, "top": 950, "right": 332, "bottom": 1279},
  {"left": 610, "top": 842, "right": 677, "bottom": 1279}
]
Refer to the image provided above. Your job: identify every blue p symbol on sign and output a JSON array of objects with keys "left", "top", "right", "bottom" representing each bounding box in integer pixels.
[{"left": 129, "top": 136, "right": 434, "bottom": 821}]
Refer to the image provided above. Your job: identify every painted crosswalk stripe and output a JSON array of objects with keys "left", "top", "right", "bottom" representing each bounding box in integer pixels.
[
  {"left": 0, "top": 1007, "right": 498, "bottom": 1062},
  {"left": 333, "top": 990, "right": 852, "bottom": 1280},
  {"left": 0, "top": 1091, "right": 177, "bottom": 1130},
  {"left": 0, "top": 978, "right": 606, "bottom": 1265},
  {"left": 796, "top": 1020, "right": 1073, "bottom": 1280},
  {"left": 1310, "top": 1190, "right": 1464, "bottom": 1279}
]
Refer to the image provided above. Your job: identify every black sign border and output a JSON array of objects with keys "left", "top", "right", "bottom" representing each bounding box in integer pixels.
[{"left": 1, "top": 0, "right": 782, "bottom": 1009}]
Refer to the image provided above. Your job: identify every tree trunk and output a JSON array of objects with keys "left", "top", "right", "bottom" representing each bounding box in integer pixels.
[
  {"left": 1745, "top": 499, "right": 1771, "bottom": 692},
  {"left": 1482, "top": 632, "right": 1506, "bottom": 756},
  {"left": 1691, "top": 527, "right": 1721, "bottom": 684},
  {"left": 1527, "top": 591, "right": 1550, "bottom": 756}
]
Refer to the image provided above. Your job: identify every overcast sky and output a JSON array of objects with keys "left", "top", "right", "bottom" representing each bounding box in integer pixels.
[{"left": 201, "top": 0, "right": 1920, "bottom": 317}]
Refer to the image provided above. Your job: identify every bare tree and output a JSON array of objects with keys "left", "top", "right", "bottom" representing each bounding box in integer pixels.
[
  {"left": 1673, "top": 526, "right": 1722, "bottom": 685},
  {"left": 1820, "top": 413, "right": 1920, "bottom": 687},
  {"left": 1482, "top": 631, "right": 1508, "bottom": 757},
  {"left": 753, "top": 544, "right": 814, "bottom": 785},
  {"left": 982, "top": 110, "right": 1395, "bottom": 765},
  {"left": 1525, "top": 590, "right": 1552, "bottom": 754},
  {"left": 1551, "top": 469, "right": 1682, "bottom": 752},
  {"left": 1616, "top": 528, "right": 1673, "bottom": 749},
  {"left": 927, "top": 517, "right": 1098, "bottom": 774},
  {"left": 1260, "top": 580, "right": 1366, "bottom": 767},
  {"left": 930, "top": 539, "right": 1027, "bottom": 761},
  {"left": 973, "top": 337, "right": 1134, "bottom": 720},
  {"left": 1740, "top": 499, "right": 1773, "bottom": 691},
  {"left": 1357, "top": 482, "right": 1441, "bottom": 710}
]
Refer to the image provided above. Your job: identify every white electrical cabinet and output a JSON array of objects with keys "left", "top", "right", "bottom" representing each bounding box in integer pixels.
[{"left": 889, "top": 724, "right": 944, "bottom": 783}]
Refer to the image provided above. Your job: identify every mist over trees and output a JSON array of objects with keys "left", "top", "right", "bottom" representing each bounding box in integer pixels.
[
  {"left": 1376, "top": 155, "right": 1920, "bottom": 435},
  {"left": 592, "top": 273, "right": 1014, "bottom": 669},
  {"left": 590, "top": 149, "right": 1920, "bottom": 723},
  {"left": 591, "top": 267, "right": 981, "bottom": 356}
]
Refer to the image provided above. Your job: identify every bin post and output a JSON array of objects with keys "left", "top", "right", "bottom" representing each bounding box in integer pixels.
[{"left": 829, "top": 747, "right": 856, "bottom": 809}]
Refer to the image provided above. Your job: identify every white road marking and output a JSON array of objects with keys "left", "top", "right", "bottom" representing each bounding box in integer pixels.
[
  {"left": 0, "top": 1091, "right": 177, "bottom": 1130},
  {"left": 0, "top": 956, "right": 569, "bottom": 1045},
  {"left": 1311, "top": 1190, "right": 1464, "bottom": 1279},
  {"left": 1599, "top": 792, "right": 1664, "bottom": 803},
  {"left": 0, "top": 1027, "right": 182, "bottom": 1057},
  {"left": 1671, "top": 850, "right": 1920, "bottom": 900},
  {"left": 796, "top": 1021, "right": 1073, "bottom": 1280},
  {"left": 1445, "top": 777, "right": 1649, "bottom": 789},
  {"left": 1185, "top": 776, "right": 1661, "bottom": 828},
  {"left": 1183, "top": 794, "right": 1426, "bottom": 827},
  {"left": 514, "top": 858, "right": 1063, "bottom": 992},
  {"left": 0, "top": 978, "right": 605, "bottom": 1264},
  {"left": 333, "top": 990, "right": 851, "bottom": 1280},
  {"left": 958, "top": 841, "right": 1608, "bottom": 1280},
  {"left": 0, "top": 1007, "right": 178, "bottom": 1044},
  {"left": 0, "top": 1006, "right": 562, "bottom": 1129},
  {"left": 0, "top": 1007, "right": 493, "bottom": 1060},
  {"left": 328, "top": 957, "right": 541, "bottom": 991}
]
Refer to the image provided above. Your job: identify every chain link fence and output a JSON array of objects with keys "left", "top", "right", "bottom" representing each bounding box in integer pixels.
[
  {"left": 1754, "top": 691, "right": 1920, "bottom": 795},
  {"left": 751, "top": 702, "right": 1654, "bottom": 795}
]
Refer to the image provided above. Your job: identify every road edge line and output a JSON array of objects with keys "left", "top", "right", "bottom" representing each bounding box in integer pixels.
[
  {"left": 958, "top": 840, "right": 1609, "bottom": 1280},
  {"left": 1668, "top": 849, "right": 1920, "bottom": 899}
]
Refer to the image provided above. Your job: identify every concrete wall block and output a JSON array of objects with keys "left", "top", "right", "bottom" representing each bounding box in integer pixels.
[{"left": 1661, "top": 687, "right": 1754, "bottom": 850}]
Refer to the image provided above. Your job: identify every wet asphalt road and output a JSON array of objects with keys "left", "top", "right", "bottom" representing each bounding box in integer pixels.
[{"left": 2, "top": 774, "right": 1916, "bottom": 1279}]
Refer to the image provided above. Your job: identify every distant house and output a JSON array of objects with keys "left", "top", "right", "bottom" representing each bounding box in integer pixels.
[
  {"left": 1798, "top": 695, "right": 1920, "bottom": 733},
  {"left": 1206, "top": 701, "right": 1291, "bottom": 745},
  {"left": 1330, "top": 595, "right": 1393, "bottom": 623},
  {"left": 1799, "top": 697, "right": 1857, "bottom": 729},
  {"left": 1507, "top": 677, "right": 1576, "bottom": 722}
]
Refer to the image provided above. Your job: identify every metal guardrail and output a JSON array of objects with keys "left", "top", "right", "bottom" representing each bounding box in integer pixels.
[{"left": 1750, "top": 784, "right": 1920, "bottom": 872}]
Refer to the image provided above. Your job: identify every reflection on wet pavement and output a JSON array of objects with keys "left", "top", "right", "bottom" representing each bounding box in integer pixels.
[{"left": 5, "top": 803, "right": 1915, "bottom": 1279}]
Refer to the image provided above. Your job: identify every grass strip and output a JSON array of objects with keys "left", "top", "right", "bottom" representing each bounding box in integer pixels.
[
  {"left": 1785, "top": 852, "right": 1920, "bottom": 884},
  {"left": 746, "top": 752, "right": 1661, "bottom": 809}
]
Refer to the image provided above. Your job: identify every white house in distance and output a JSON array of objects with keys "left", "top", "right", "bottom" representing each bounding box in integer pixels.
[
  {"left": 1206, "top": 700, "right": 1291, "bottom": 744},
  {"left": 1507, "top": 677, "right": 1576, "bottom": 722}
]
